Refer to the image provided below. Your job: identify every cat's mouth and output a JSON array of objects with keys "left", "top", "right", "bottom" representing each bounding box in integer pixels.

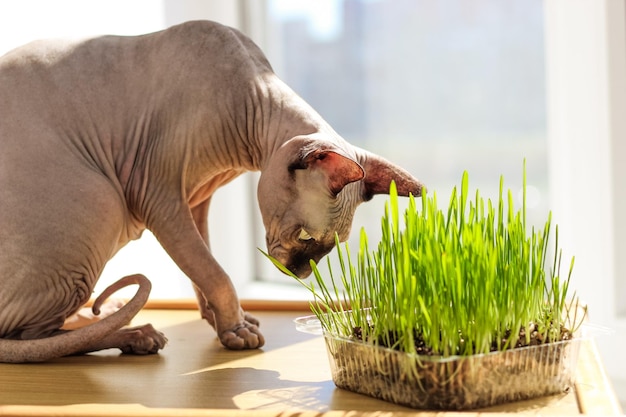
[
  {"left": 283, "top": 262, "right": 313, "bottom": 279},
  {"left": 271, "top": 246, "right": 333, "bottom": 279}
]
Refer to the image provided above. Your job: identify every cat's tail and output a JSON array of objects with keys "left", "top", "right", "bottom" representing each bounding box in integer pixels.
[{"left": 0, "top": 274, "right": 152, "bottom": 363}]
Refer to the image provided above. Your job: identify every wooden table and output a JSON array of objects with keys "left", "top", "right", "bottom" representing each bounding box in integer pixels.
[{"left": 0, "top": 306, "right": 622, "bottom": 416}]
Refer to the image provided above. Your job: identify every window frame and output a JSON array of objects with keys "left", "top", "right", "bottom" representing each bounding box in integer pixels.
[{"left": 543, "top": 0, "right": 626, "bottom": 383}]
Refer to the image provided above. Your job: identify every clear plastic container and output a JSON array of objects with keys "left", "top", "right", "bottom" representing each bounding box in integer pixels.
[{"left": 295, "top": 314, "right": 589, "bottom": 410}]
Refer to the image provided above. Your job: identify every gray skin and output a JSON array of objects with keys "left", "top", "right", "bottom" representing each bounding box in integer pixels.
[{"left": 0, "top": 20, "right": 423, "bottom": 363}]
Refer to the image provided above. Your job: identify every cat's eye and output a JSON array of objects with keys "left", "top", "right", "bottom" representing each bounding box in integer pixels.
[{"left": 298, "top": 228, "right": 313, "bottom": 241}]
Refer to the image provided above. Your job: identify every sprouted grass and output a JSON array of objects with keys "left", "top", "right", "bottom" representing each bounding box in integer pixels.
[{"left": 264, "top": 163, "right": 587, "bottom": 357}]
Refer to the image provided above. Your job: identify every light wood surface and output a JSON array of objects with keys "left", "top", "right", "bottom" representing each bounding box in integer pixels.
[{"left": 0, "top": 308, "right": 622, "bottom": 416}]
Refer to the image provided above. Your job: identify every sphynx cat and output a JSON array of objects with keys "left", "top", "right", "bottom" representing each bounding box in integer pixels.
[{"left": 0, "top": 20, "right": 423, "bottom": 363}]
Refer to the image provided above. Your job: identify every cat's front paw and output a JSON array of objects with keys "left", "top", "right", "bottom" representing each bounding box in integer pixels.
[{"left": 219, "top": 320, "right": 265, "bottom": 349}]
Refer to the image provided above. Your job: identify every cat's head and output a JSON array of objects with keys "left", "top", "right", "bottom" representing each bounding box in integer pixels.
[{"left": 258, "top": 136, "right": 424, "bottom": 278}]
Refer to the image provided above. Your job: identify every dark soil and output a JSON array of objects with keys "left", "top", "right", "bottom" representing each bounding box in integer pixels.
[{"left": 351, "top": 322, "right": 574, "bottom": 356}]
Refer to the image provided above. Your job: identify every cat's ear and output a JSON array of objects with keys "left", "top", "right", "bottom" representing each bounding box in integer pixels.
[
  {"left": 359, "top": 152, "right": 424, "bottom": 201},
  {"left": 281, "top": 137, "right": 423, "bottom": 198},
  {"left": 291, "top": 145, "right": 365, "bottom": 196}
]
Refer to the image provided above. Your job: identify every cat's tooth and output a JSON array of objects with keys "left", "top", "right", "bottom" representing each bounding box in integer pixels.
[{"left": 299, "top": 228, "right": 313, "bottom": 241}]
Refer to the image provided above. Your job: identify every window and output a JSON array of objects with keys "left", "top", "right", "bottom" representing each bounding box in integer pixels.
[
  {"left": 256, "top": 0, "right": 549, "bottom": 286},
  {"left": 0, "top": 0, "right": 550, "bottom": 299}
]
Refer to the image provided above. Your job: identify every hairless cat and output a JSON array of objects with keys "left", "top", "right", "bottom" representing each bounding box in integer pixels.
[{"left": 0, "top": 20, "right": 423, "bottom": 362}]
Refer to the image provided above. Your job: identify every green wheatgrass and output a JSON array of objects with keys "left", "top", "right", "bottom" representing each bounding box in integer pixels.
[{"left": 264, "top": 162, "right": 586, "bottom": 357}]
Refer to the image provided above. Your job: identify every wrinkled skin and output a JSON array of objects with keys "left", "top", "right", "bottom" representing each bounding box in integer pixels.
[{"left": 0, "top": 20, "right": 423, "bottom": 363}]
